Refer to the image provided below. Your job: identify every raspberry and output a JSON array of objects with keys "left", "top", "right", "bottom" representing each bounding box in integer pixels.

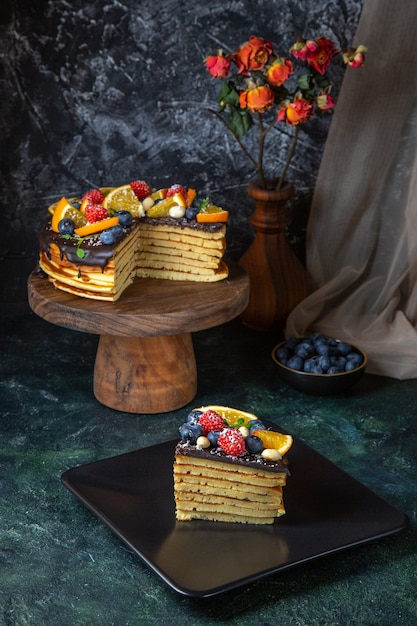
[
  {"left": 130, "top": 180, "right": 151, "bottom": 200},
  {"left": 198, "top": 410, "right": 225, "bottom": 435},
  {"left": 85, "top": 203, "right": 109, "bottom": 223},
  {"left": 82, "top": 189, "right": 105, "bottom": 204},
  {"left": 166, "top": 184, "right": 187, "bottom": 199},
  {"left": 218, "top": 428, "right": 246, "bottom": 456}
]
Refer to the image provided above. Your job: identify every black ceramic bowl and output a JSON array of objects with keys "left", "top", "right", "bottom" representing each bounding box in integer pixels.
[{"left": 271, "top": 338, "right": 367, "bottom": 395}]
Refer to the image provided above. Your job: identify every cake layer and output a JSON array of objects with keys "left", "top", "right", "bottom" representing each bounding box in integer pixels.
[
  {"left": 175, "top": 505, "right": 286, "bottom": 524},
  {"left": 136, "top": 261, "right": 228, "bottom": 282},
  {"left": 174, "top": 476, "right": 284, "bottom": 502}
]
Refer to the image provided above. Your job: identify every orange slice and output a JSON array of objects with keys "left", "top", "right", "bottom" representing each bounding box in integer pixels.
[
  {"left": 146, "top": 196, "right": 178, "bottom": 218},
  {"left": 102, "top": 184, "right": 145, "bottom": 218},
  {"left": 196, "top": 405, "right": 258, "bottom": 428},
  {"left": 252, "top": 430, "right": 293, "bottom": 455},
  {"left": 51, "top": 197, "right": 87, "bottom": 232},
  {"left": 186, "top": 188, "right": 197, "bottom": 208},
  {"left": 196, "top": 203, "right": 228, "bottom": 223},
  {"left": 74, "top": 216, "right": 119, "bottom": 237},
  {"left": 150, "top": 188, "right": 169, "bottom": 200}
]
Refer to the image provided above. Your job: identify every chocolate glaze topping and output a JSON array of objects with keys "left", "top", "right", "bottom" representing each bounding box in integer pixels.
[
  {"left": 140, "top": 216, "right": 225, "bottom": 232},
  {"left": 175, "top": 441, "right": 290, "bottom": 474}
]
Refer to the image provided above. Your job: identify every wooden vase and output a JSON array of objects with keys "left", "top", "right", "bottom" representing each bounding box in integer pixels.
[{"left": 239, "top": 179, "right": 309, "bottom": 331}]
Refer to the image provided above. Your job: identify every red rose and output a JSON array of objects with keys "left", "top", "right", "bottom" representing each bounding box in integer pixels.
[
  {"left": 316, "top": 92, "right": 335, "bottom": 111},
  {"left": 234, "top": 35, "right": 273, "bottom": 75},
  {"left": 303, "top": 37, "right": 338, "bottom": 74},
  {"left": 277, "top": 98, "right": 314, "bottom": 125},
  {"left": 239, "top": 85, "right": 275, "bottom": 113},
  {"left": 267, "top": 57, "right": 293, "bottom": 86},
  {"left": 205, "top": 54, "right": 231, "bottom": 78},
  {"left": 343, "top": 45, "right": 367, "bottom": 68}
]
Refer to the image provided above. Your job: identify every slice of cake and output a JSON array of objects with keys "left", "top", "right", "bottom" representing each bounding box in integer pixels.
[
  {"left": 37, "top": 182, "right": 229, "bottom": 301},
  {"left": 174, "top": 405, "right": 292, "bottom": 524}
]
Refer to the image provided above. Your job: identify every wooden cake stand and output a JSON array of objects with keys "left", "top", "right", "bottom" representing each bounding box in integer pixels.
[{"left": 27, "top": 261, "right": 249, "bottom": 414}]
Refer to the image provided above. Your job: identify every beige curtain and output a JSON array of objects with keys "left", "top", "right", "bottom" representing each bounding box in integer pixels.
[{"left": 286, "top": 0, "right": 417, "bottom": 379}]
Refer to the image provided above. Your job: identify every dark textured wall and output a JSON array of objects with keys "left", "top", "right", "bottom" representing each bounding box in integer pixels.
[{"left": 0, "top": 0, "right": 364, "bottom": 261}]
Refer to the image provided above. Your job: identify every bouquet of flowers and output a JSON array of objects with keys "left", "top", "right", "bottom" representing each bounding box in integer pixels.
[{"left": 205, "top": 34, "right": 366, "bottom": 190}]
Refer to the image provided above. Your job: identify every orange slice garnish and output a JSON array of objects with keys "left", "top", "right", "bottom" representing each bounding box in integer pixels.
[
  {"left": 196, "top": 203, "right": 228, "bottom": 223},
  {"left": 150, "top": 188, "right": 169, "bottom": 200},
  {"left": 102, "top": 184, "right": 145, "bottom": 218},
  {"left": 196, "top": 405, "right": 258, "bottom": 428},
  {"left": 51, "top": 197, "right": 87, "bottom": 232},
  {"left": 146, "top": 196, "right": 178, "bottom": 218},
  {"left": 74, "top": 216, "right": 119, "bottom": 237},
  {"left": 186, "top": 188, "right": 197, "bottom": 208},
  {"left": 252, "top": 430, "right": 293, "bottom": 455}
]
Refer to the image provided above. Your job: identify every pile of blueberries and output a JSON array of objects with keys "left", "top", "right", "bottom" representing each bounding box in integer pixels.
[{"left": 275, "top": 333, "right": 364, "bottom": 375}]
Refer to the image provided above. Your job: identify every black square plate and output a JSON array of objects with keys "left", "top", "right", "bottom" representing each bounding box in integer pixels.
[{"left": 61, "top": 434, "right": 408, "bottom": 597}]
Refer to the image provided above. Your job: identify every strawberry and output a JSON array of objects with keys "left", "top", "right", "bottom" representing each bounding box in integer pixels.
[
  {"left": 218, "top": 428, "right": 246, "bottom": 456},
  {"left": 130, "top": 180, "right": 151, "bottom": 200},
  {"left": 85, "top": 203, "right": 109, "bottom": 223},
  {"left": 166, "top": 184, "right": 187, "bottom": 199},
  {"left": 82, "top": 189, "right": 105, "bottom": 204},
  {"left": 198, "top": 410, "right": 225, "bottom": 435}
]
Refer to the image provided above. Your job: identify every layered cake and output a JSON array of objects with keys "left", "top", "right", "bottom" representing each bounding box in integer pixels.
[
  {"left": 38, "top": 181, "right": 228, "bottom": 301},
  {"left": 174, "top": 405, "right": 292, "bottom": 524}
]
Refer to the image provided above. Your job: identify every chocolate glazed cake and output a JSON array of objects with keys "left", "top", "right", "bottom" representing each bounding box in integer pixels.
[
  {"left": 174, "top": 406, "right": 292, "bottom": 525},
  {"left": 37, "top": 183, "right": 228, "bottom": 301}
]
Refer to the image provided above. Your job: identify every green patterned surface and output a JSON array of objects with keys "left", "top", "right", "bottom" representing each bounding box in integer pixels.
[{"left": 1, "top": 259, "right": 416, "bottom": 625}]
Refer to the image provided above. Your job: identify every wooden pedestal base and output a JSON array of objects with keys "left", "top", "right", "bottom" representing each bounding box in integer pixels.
[
  {"left": 28, "top": 261, "right": 248, "bottom": 414},
  {"left": 94, "top": 334, "right": 196, "bottom": 414}
]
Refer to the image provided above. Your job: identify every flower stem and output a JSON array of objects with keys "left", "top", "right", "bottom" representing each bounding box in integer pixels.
[
  {"left": 276, "top": 125, "right": 300, "bottom": 190},
  {"left": 207, "top": 108, "right": 258, "bottom": 169}
]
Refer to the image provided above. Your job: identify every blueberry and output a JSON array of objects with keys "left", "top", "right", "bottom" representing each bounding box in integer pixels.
[
  {"left": 115, "top": 210, "right": 133, "bottom": 227},
  {"left": 186, "top": 409, "right": 203, "bottom": 424},
  {"left": 185, "top": 207, "right": 199, "bottom": 221},
  {"left": 287, "top": 355, "right": 304, "bottom": 371},
  {"left": 245, "top": 435, "right": 263, "bottom": 454},
  {"left": 310, "top": 332, "right": 325, "bottom": 342},
  {"left": 347, "top": 352, "right": 363, "bottom": 365},
  {"left": 100, "top": 225, "right": 124, "bottom": 244},
  {"left": 247, "top": 419, "right": 266, "bottom": 434},
  {"left": 328, "top": 365, "right": 343, "bottom": 374},
  {"left": 295, "top": 342, "right": 315, "bottom": 359},
  {"left": 304, "top": 358, "right": 317, "bottom": 373},
  {"left": 315, "top": 341, "right": 330, "bottom": 356},
  {"left": 318, "top": 355, "right": 330, "bottom": 372},
  {"left": 179, "top": 422, "right": 204, "bottom": 443},
  {"left": 284, "top": 337, "right": 300, "bottom": 350},
  {"left": 58, "top": 218, "right": 75, "bottom": 235},
  {"left": 337, "top": 342, "right": 352, "bottom": 356},
  {"left": 276, "top": 346, "right": 290, "bottom": 362},
  {"left": 335, "top": 356, "right": 347, "bottom": 369},
  {"left": 207, "top": 430, "right": 221, "bottom": 446}
]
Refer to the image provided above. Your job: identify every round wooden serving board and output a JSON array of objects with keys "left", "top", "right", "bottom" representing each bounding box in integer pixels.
[{"left": 28, "top": 261, "right": 249, "bottom": 414}]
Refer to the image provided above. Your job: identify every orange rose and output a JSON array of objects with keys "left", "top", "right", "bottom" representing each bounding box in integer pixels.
[
  {"left": 205, "top": 54, "right": 231, "bottom": 78},
  {"left": 234, "top": 36, "right": 273, "bottom": 75},
  {"left": 267, "top": 57, "right": 293, "bottom": 86},
  {"left": 239, "top": 85, "right": 275, "bottom": 113},
  {"left": 277, "top": 98, "right": 314, "bottom": 125}
]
